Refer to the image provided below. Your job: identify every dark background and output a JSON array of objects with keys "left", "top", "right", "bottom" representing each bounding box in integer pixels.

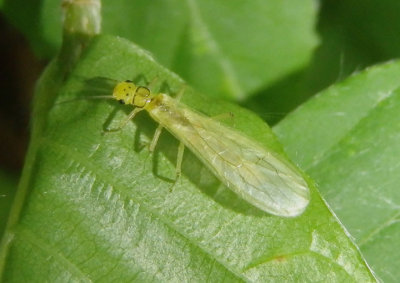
[{"left": 0, "top": 14, "right": 44, "bottom": 175}]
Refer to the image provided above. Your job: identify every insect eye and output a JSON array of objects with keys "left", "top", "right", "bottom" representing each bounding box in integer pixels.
[
  {"left": 136, "top": 86, "right": 150, "bottom": 97},
  {"left": 119, "top": 100, "right": 125, "bottom": 104}
]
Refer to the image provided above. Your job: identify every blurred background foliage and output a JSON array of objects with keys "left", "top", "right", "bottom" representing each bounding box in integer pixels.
[
  {"left": 3, "top": 0, "right": 400, "bottom": 175},
  {"left": 1, "top": 0, "right": 400, "bottom": 280}
]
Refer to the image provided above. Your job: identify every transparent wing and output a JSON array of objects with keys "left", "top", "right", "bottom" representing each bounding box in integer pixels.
[{"left": 150, "top": 96, "right": 310, "bottom": 217}]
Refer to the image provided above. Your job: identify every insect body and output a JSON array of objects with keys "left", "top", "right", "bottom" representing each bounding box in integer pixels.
[{"left": 111, "top": 80, "right": 310, "bottom": 217}]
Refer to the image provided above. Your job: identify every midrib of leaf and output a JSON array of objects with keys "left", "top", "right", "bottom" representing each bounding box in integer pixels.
[
  {"left": 40, "top": 137, "right": 247, "bottom": 281},
  {"left": 357, "top": 210, "right": 400, "bottom": 247},
  {"left": 0, "top": 61, "right": 61, "bottom": 277},
  {"left": 274, "top": 63, "right": 400, "bottom": 281},
  {"left": 304, "top": 92, "right": 400, "bottom": 252},
  {"left": 186, "top": 0, "right": 244, "bottom": 99},
  {"left": 242, "top": 250, "right": 309, "bottom": 271},
  {"left": 302, "top": 88, "right": 393, "bottom": 171},
  {"left": 1, "top": 31, "right": 376, "bottom": 281},
  {"left": 0, "top": 1, "right": 101, "bottom": 279},
  {"left": 275, "top": 62, "right": 400, "bottom": 172},
  {"left": 42, "top": 132, "right": 361, "bottom": 281},
  {"left": 304, "top": 87, "right": 400, "bottom": 244}
]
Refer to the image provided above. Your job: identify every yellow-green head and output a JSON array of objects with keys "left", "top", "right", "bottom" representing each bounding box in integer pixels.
[{"left": 112, "top": 80, "right": 151, "bottom": 108}]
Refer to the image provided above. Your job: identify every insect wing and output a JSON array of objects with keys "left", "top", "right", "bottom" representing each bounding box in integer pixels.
[
  {"left": 178, "top": 108, "right": 310, "bottom": 217},
  {"left": 148, "top": 95, "right": 310, "bottom": 217}
]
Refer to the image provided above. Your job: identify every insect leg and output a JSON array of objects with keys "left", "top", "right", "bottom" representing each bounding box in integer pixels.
[
  {"left": 149, "top": 124, "right": 163, "bottom": 152},
  {"left": 132, "top": 74, "right": 159, "bottom": 91},
  {"left": 104, "top": 107, "right": 143, "bottom": 133},
  {"left": 174, "top": 87, "right": 186, "bottom": 102},
  {"left": 168, "top": 142, "right": 185, "bottom": 192},
  {"left": 211, "top": 112, "right": 235, "bottom": 122},
  {"left": 175, "top": 141, "right": 185, "bottom": 180},
  {"left": 147, "top": 76, "right": 159, "bottom": 91}
]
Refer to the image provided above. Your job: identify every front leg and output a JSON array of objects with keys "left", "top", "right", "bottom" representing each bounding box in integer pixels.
[{"left": 104, "top": 107, "right": 143, "bottom": 133}]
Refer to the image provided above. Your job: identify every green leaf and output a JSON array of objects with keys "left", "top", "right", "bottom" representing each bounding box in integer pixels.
[
  {"left": 102, "top": 0, "right": 318, "bottom": 100},
  {"left": 0, "top": 170, "right": 17, "bottom": 237},
  {"left": 1, "top": 0, "right": 62, "bottom": 57},
  {"left": 245, "top": 0, "right": 400, "bottom": 125},
  {"left": 275, "top": 61, "right": 400, "bottom": 282},
  {"left": 0, "top": 35, "right": 375, "bottom": 281},
  {"left": 2, "top": 0, "right": 318, "bottom": 100}
]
